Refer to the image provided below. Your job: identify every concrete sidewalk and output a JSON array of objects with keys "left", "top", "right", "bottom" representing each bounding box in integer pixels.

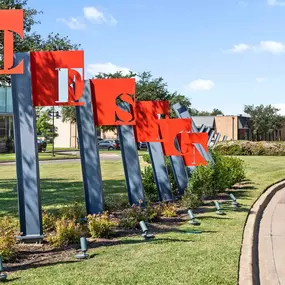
[{"left": 258, "top": 187, "right": 285, "bottom": 285}]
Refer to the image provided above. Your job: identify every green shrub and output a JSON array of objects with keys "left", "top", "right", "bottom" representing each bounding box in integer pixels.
[
  {"left": 42, "top": 210, "right": 57, "bottom": 232},
  {"left": 164, "top": 157, "right": 179, "bottom": 196},
  {"left": 188, "top": 164, "right": 214, "bottom": 198},
  {"left": 227, "top": 157, "right": 246, "bottom": 185},
  {"left": 87, "top": 212, "right": 116, "bottom": 238},
  {"left": 212, "top": 156, "right": 235, "bottom": 192},
  {"left": 59, "top": 202, "right": 86, "bottom": 221},
  {"left": 5, "top": 137, "right": 14, "bottom": 153},
  {"left": 141, "top": 166, "right": 158, "bottom": 202},
  {"left": 0, "top": 217, "right": 18, "bottom": 262},
  {"left": 212, "top": 152, "right": 246, "bottom": 192},
  {"left": 119, "top": 205, "right": 147, "bottom": 229},
  {"left": 145, "top": 204, "right": 162, "bottom": 222},
  {"left": 104, "top": 196, "right": 129, "bottom": 211},
  {"left": 142, "top": 153, "right": 151, "bottom": 164},
  {"left": 48, "top": 218, "right": 82, "bottom": 247},
  {"left": 161, "top": 203, "right": 177, "bottom": 217},
  {"left": 180, "top": 191, "right": 202, "bottom": 209}
]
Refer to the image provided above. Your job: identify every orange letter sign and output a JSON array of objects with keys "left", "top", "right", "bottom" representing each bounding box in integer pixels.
[
  {"left": 91, "top": 78, "right": 136, "bottom": 126},
  {"left": 31, "top": 51, "right": 84, "bottom": 106},
  {"left": 0, "top": 9, "right": 24, "bottom": 74}
]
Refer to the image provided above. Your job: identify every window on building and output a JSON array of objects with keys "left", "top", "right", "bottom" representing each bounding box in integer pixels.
[
  {"left": 0, "top": 88, "right": 6, "bottom": 113},
  {"left": 0, "top": 117, "right": 8, "bottom": 138}
]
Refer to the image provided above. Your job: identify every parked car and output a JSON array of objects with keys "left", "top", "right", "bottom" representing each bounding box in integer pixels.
[
  {"left": 137, "top": 142, "right": 147, "bottom": 150},
  {"left": 97, "top": 137, "right": 103, "bottom": 143},
  {"left": 37, "top": 139, "right": 47, "bottom": 152},
  {"left": 98, "top": 140, "right": 120, "bottom": 150}
]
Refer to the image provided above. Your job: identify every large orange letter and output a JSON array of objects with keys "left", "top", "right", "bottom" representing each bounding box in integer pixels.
[
  {"left": 90, "top": 78, "right": 136, "bottom": 126},
  {"left": 0, "top": 9, "right": 24, "bottom": 74},
  {"left": 31, "top": 51, "right": 84, "bottom": 106}
]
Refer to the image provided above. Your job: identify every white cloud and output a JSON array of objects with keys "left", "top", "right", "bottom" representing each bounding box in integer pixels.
[
  {"left": 83, "top": 7, "right": 117, "bottom": 25},
  {"left": 272, "top": 104, "right": 285, "bottom": 115},
  {"left": 259, "top": 41, "right": 285, "bottom": 54},
  {"left": 56, "top": 17, "right": 86, "bottom": 30},
  {"left": 256, "top": 77, "right": 267, "bottom": 83},
  {"left": 230, "top": 43, "right": 251, "bottom": 53},
  {"left": 227, "top": 41, "right": 285, "bottom": 54},
  {"left": 185, "top": 79, "right": 215, "bottom": 91},
  {"left": 268, "top": 0, "right": 285, "bottom": 6},
  {"left": 87, "top": 62, "right": 131, "bottom": 76}
]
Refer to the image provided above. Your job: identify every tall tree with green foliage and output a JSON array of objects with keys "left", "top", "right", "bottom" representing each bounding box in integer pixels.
[
  {"left": 36, "top": 109, "right": 58, "bottom": 142},
  {"left": 244, "top": 104, "right": 284, "bottom": 141},
  {"left": 0, "top": 0, "right": 80, "bottom": 85},
  {"left": 190, "top": 108, "right": 224, "bottom": 116}
]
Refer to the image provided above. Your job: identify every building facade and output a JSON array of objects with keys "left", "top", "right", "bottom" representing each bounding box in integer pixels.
[
  {"left": 53, "top": 118, "right": 118, "bottom": 148},
  {"left": 0, "top": 87, "right": 13, "bottom": 152},
  {"left": 192, "top": 115, "right": 252, "bottom": 141}
]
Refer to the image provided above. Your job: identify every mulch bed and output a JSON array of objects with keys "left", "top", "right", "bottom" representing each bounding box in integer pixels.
[{"left": 4, "top": 182, "right": 252, "bottom": 273}]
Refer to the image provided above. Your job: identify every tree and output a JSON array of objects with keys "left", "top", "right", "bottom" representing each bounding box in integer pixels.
[
  {"left": 61, "top": 71, "right": 192, "bottom": 133},
  {"left": 244, "top": 104, "right": 284, "bottom": 141},
  {"left": 0, "top": 0, "right": 80, "bottom": 85},
  {"left": 211, "top": 108, "right": 224, "bottom": 116},
  {"left": 190, "top": 108, "right": 224, "bottom": 116},
  {"left": 36, "top": 109, "right": 58, "bottom": 142}
]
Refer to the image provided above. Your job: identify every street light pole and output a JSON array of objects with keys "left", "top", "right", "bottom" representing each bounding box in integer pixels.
[{"left": 52, "top": 106, "right": 55, "bottom": 157}]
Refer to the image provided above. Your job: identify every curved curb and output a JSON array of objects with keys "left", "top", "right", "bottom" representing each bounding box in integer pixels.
[{"left": 238, "top": 179, "right": 285, "bottom": 285}]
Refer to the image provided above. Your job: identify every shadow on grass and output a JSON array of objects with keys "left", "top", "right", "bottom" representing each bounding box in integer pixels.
[
  {"left": 3, "top": 277, "right": 21, "bottom": 283},
  {"left": 7, "top": 236, "right": 195, "bottom": 273},
  {"left": 0, "top": 178, "right": 127, "bottom": 217}
]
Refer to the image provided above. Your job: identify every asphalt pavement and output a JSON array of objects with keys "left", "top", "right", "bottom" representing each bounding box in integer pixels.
[{"left": 0, "top": 153, "right": 122, "bottom": 166}]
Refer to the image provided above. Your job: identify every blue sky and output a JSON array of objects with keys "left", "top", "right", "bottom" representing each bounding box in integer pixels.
[{"left": 28, "top": 0, "right": 285, "bottom": 115}]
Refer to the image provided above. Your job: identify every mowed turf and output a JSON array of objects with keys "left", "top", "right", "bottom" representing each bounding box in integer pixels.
[{"left": 0, "top": 156, "right": 285, "bottom": 285}]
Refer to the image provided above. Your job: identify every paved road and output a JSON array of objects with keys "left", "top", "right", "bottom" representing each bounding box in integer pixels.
[
  {"left": 0, "top": 153, "right": 122, "bottom": 166},
  {"left": 258, "top": 188, "right": 285, "bottom": 285}
]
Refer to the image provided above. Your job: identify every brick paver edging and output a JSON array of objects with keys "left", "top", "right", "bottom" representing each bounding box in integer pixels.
[{"left": 238, "top": 179, "right": 285, "bottom": 285}]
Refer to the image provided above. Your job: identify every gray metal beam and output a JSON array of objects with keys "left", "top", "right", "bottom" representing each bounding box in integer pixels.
[
  {"left": 76, "top": 80, "right": 104, "bottom": 214},
  {"left": 222, "top": 135, "right": 227, "bottom": 141},
  {"left": 117, "top": 102, "right": 145, "bottom": 205},
  {"left": 199, "top": 124, "right": 206, "bottom": 133},
  {"left": 169, "top": 138, "right": 188, "bottom": 196},
  {"left": 11, "top": 52, "right": 43, "bottom": 241},
  {"left": 208, "top": 130, "right": 215, "bottom": 146},
  {"left": 147, "top": 142, "right": 173, "bottom": 202},
  {"left": 213, "top": 133, "right": 221, "bottom": 148}
]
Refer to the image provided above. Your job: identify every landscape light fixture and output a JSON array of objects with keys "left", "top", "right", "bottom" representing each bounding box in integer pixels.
[
  {"left": 214, "top": 201, "right": 225, "bottom": 215},
  {"left": 75, "top": 236, "right": 89, "bottom": 259},
  {"left": 188, "top": 209, "right": 200, "bottom": 226},
  {"left": 229, "top": 193, "right": 239, "bottom": 209},
  {"left": 139, "top": 221, "right": 155, "bottom": 240},
  {"left": 0, "top": 256, "right": 7, "bottom": 282}
]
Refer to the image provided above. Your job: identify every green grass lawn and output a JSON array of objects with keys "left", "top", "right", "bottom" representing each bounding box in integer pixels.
[
  {"left": 45, "top": 145, "right": 78, "bottom": 152},
  {"left": 1, "top": 156, "right": 285, "bottom": 284},
  {"left": 0, "top": 152, "right": 79, "bottom": 162},
  {"left": 0, "top": 150, "right": 147, "bottom": 162}
]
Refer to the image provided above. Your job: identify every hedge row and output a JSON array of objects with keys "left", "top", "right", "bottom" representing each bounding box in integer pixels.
[
  {"left": 215, "top": 140, "right": 285, "bottom": 156},
  {"left": 142, "top": 151, "right": 246, "bottom": 205}
]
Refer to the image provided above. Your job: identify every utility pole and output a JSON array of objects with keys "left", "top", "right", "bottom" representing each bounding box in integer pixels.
[
  {"left": 52, "top": 106, "right": 55, "bottom": 157},
  {"left": 232, "top": 116, "right": 235, "bottom": 140},
  {"left": 48, "top": 107, "right": 60, "bottom": 157}
]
